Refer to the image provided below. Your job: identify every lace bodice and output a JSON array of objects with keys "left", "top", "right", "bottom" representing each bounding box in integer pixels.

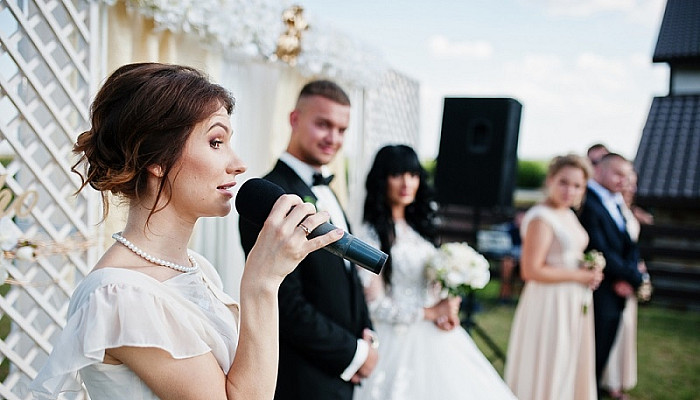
[
  {"left": 357, "top": 220, "right": 437, "bottom": 325},
  {"left": 354, "top": 224, "right": 518, "bottom": 400}
]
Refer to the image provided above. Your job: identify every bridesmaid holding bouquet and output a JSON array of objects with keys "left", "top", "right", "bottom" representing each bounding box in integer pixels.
[{"left": 505, "top": 154, "right": 603, "bottom": 400}]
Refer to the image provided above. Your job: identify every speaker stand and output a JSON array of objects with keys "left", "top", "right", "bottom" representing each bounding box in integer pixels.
[
  {"left": 462, "top": 289, "right": 506, "bottom": 364},
  {"left": 462, "top": 207, "right": 506, "bottom": 364}
]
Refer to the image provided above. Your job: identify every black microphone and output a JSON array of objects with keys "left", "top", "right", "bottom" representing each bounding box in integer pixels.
[{"left": 235, "top": 178, "right": 386, "bottom": 274}]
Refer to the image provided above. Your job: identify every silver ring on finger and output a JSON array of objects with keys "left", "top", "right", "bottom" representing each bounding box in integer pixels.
[{"left": 298, "top": 223, "right": 311, "bottom": 236}]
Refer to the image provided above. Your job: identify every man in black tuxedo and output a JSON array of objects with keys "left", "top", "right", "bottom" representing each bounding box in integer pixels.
[
  {"left": 578, "top": 153, "right": 643, "bottom": 393},
  {"left": 239, "top": 80, "right": 377, "bottom": 400}
]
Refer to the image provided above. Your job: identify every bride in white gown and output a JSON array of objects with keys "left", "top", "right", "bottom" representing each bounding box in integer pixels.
[{"left": 353, "top": 145, "right": 516, "bottom": 400}]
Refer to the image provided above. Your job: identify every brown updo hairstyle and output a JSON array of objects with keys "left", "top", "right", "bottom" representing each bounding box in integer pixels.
[
  {"left": 71, "top": 63, "right": 235, "bottom": 223},
  {"left": 546, "top": 153, "right": 592, "bottom": 209}
]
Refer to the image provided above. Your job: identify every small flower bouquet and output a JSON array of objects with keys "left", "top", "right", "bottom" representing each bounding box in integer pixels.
[
  {"left": 0, "top": 216, "right": 94, "bottom": 285},
  {"left": 580, "top": 249, "right": 605, "bottom": 315},
  {"left": 426, "top": 242, "right": 490, "bottom": 297},
  {"left": 638, "top": 272, "right": 653, "bottom": 302},
  {"left": 0, "top": 217, "right": 37, "bottom": 282},
  {"left": 581, "top": 249, "right": 606, "bottom": 271},
  {"left": 302, "top": 195, "right": 316, "bottom": 206}
]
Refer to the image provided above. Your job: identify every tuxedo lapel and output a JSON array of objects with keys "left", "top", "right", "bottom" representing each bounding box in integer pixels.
[
  {"left": 586, "top": 189, "right": 629, "bottom": 243},
  {"left": 240, "top": 158, "right": 373, "bottom": 400},
  {"left": 271, "top": 160, "right": 317, "bottom": 200},
  {"left": 270, "top": 160, "right": 353, "bottom": 269},
  {"left": 586, "top": 190, "right": 615, "bottom": 228}
]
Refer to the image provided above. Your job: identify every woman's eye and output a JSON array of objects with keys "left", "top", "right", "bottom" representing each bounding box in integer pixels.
[{"left": 210, "top": 139, "right": 223, "bottom": 149}]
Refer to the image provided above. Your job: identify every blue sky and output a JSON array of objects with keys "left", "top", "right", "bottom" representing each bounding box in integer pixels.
[{"left": 298, "top": 0, "right": 669, "bottom": 161}]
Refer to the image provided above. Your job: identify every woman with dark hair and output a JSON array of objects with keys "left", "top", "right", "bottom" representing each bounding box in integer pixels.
[
  {"left": 353, "top": 144, "right": 516, "bottom": 400},
  {"left": 29, "top": 63, "right": 341, "bottom": 399}
]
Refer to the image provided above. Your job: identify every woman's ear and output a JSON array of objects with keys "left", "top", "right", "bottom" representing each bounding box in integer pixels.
[{"left": 147, "top": 164, "right": 164, "bottom": 178}]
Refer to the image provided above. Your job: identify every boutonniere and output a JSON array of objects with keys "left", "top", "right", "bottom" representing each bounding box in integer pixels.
[{"left": 302, "top": 195, "right": 316, "bottom": 207}]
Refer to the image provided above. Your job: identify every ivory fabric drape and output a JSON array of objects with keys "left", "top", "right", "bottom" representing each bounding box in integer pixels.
[
  {"left": 101, "top": 1, "right": 353, "bottom": 298},
  {"left": 101, "top": 0, "right": 223, "bottom": 257},
  {"left": 195, "top": 61, "right": 306, "bottom": 297}
]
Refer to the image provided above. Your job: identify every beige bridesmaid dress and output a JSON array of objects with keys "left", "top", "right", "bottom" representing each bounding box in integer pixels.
[{"left": 504, "top": 205, "right": 597, "bottom": 400}]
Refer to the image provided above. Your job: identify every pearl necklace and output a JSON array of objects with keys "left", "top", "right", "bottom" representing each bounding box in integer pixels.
[{"left": 112, "top": 232, "right": 199, "bottom": 273}]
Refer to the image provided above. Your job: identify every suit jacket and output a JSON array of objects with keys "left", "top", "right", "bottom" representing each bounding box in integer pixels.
[
  {"left": 578, "top": 187, "right": 642, "bottom": 311},
  {"left": 239, "top": 160, "right": 372, "bottom": 400}
]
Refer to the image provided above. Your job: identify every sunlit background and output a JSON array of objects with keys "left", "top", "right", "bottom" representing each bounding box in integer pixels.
[{"left": 300, "top": 0, "right": 669, "bottom": 160}]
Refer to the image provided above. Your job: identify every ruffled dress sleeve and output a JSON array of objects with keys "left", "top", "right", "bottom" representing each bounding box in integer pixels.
[{"left": 30, "top": 264, "right": 238, "bottom": 399}]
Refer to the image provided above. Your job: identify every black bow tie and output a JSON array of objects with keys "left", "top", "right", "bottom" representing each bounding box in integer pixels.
[{"left": 312, "top": 173, "right": 334, "bottom": 186}]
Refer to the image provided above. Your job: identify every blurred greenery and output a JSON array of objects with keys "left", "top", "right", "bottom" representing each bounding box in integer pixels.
[
  {"left": 0, "top": 284, "right": 10, "bottom": 382},
  {"left": 515, "top": 159, "right": 548, "bottom": 189},
  {"left": 422, "top": 158, "right": 436, "bottom": 187},
  {"left": 422, "top": 158, "right": 548, "bottom": 190},
  {"left": 469, "top": 279, "right": 700, "bottom": 400}
]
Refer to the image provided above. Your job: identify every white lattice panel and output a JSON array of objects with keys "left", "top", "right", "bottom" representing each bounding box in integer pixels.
[
  {"left": 0, "top": 0, "right": 99, "bottom": 398},
  {"left": 345, "top": 69, "right": 421, "bottom": 228}
]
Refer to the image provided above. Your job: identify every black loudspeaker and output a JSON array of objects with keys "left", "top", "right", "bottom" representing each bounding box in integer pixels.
[{"left": 435, "top": 97, "right": 522, "bottom": 208}]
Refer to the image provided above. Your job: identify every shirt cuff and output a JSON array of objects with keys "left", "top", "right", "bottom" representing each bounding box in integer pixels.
[{"left": 340, "top": 339, "right": 369, "bottom": 381}]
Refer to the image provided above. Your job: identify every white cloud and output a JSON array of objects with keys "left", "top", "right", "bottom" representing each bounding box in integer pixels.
[
  {"left": 524, "top": 0, "right": 664, "bottom": 25},
  {"left": 532, "top": 0, "right": 635, "bottom": 16},
  {"left": 428, "top": 35, "right": 493, "bottom": 60},
  {"left": 420, "top": 48, "right": 667, "bottom": 160},
  {"left": 623, "top": 0, "right": 666, "bottom": 27},
  {"left": 575, "top": 52, "right": 627, "bottom": 91},
  {"left": 504, "top": 51, "right": 662, "bottom": 158}
]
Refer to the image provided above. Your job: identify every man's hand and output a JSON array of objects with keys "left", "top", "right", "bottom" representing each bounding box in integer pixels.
[
  {"left": 351, "top": 329, "right": 379, "bottom": 384},
  {"left": 613, "top": 280, "right": 634, "bottom": 297}
]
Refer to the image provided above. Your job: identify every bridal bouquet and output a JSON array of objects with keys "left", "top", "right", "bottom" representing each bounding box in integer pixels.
[{"left": 426, "top": 242, "right": 490, "bottom": 297}]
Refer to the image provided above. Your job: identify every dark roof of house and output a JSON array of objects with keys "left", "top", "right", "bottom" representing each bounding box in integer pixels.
[
  {"left": 653, "top": 0, "right": 700, "bottom": 63},
  {"left": 634, "top": 94, "right": 700, "bottom": 208}
]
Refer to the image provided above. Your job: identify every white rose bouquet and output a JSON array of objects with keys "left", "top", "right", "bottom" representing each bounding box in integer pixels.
[{"left": 426, "top": 242, "right": 491, "bottom": 297}]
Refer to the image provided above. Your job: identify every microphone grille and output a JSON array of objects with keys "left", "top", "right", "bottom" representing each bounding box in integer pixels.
[{"left": 235, "top": 178, "right": 286, "bottom": 226}]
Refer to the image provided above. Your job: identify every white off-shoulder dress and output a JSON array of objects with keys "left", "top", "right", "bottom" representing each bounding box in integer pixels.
[{"left": 30, "top": 253, "right": 239, "bottom": 399}]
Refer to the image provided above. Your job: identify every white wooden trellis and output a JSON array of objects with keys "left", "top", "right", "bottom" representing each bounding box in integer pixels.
[
  {"left": 0, "top": 0, "right": 100, "bottom": 398},
  {"left": 0, "top": 2, "right": 422, "bottom": 398}
]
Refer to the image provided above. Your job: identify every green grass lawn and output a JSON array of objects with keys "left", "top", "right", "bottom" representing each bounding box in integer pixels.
[{"left": 468, "top": 280, "right": 700, "bottom": 400}]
